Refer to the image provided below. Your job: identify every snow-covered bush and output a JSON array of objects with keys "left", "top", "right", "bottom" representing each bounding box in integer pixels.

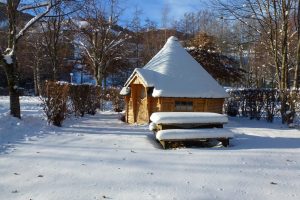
[
  {"left": 225, "top": 88, "right": 300, "bottom": 125},
  {"left": 41, "top": 81, "right": 69, "bottom": 127},
  {"left": 40, "top": 82, "right": 125, "bottom": 125},
  {"left": 284, "top": 90, "right": 300, "bottom": 125},
  {"left": 42, "top": 82, "right": 101, "bottom": 125},
  {"left": 225, "top": 89, "right": 279, "bottom": 122}
]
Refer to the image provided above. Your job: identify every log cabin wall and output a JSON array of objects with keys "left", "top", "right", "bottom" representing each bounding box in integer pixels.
[
  {"left": 126, "top": 96, "right": 224, "bottom": 124},
  {"left": 206, "top": 98, "right": 224, "bottom": 113},
  {"left": 125, "top": 76, "right": 225, "bottom": 124},
  {"left": 145, "top": 98, "right": 224, "bottom": 120},
  {"left": 158, "top": 98, "right": 224, "bottom": 113}
]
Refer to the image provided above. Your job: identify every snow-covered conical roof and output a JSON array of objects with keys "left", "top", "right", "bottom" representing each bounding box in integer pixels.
[{"left": 124, "top": 36, "right": 228, "bottom": 98}]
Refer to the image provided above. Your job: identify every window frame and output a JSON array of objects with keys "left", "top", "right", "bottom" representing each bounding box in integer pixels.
[{"left": 175, "top": 101, "right": 193, "bottom": 112}]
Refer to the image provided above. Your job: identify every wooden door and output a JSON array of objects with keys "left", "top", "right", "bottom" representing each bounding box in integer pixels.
[{"left": 132, "top": 84, "right": 147, "bottom": 123}]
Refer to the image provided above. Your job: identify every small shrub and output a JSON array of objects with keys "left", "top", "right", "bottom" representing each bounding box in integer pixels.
[
  {"left": 105, "top": 87, "right": 124, "bottom": 112},
  {"left": 264, "top": 90, "right": 277, "bottom": 122},
  {"left": 41, "top": 81, "right": 69, "bottom": 126},
  {"left": 285, "top": 90, "right": 300, "bottom": 125},
  {"left": 226, "top": 101, "right": 239, "bottom": 117},
  {"left": 86, "top": 85, "right": 101, "bottom": 115},
  {"left": 118, "top": 113, "right": 125, "bottom": 122},
  {"left": 225, "top": 88, "right": 300, "bottom": 124},
  {"left": 69, "top": 85, "right": 90, "bottom": 117}
]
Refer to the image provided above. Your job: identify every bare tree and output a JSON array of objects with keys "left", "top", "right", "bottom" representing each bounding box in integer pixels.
[
  {"left": 128, "top": 6, "right": 143, "bottom": 67},
  {"left": 216, "top": 0, "right": 295, "bottom": 123},
  {"left": 0, "top": 0, "right": 67, "bottom": 118},
  {"left": 39, "top": 4, "right": 65, "bottom": 81},
  {"left": 187, "top": 32, "right": 245, "bottom": 85},
  {"left": 294, "top": 0, "right": 300, "bottom": 88},
  {"left": 222, "top": 0, "right": 295, "bottom": 88},
  {"left": 71, "top": 0, "right": 129, "bottom": 87},
  {"left": 24, "top": 33, "right": 48, "bottom": 96}
]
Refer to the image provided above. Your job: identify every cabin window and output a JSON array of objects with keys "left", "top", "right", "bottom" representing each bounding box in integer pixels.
[
  {"left": 175, "top": 101, "right": 193, "bottom": 111},
  {"left": 140, "top": 88, "right": 146, "bottom": 99}
]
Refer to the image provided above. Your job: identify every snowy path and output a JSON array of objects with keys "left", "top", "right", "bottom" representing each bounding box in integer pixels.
[{"left": 1, "top": 97, "right": 300, "bottom": 200}]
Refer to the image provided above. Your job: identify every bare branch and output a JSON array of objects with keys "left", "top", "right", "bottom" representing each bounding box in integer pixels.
[
  {"left": 18, "top": 2, "right": 50, "bottom": 12},
  {"left": 16, "top": 0, "right": 62, "bottom": 41}
]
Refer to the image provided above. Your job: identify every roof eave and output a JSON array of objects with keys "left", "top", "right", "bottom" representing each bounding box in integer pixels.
[{"left": 124, "top": 68, "right": 151, "bottom": 88}]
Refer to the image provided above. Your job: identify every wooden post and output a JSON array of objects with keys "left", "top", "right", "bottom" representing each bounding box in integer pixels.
[
  {"left": 132, "top": 85, "right": 137, "bottom": 123},
  {"left": 125, "top": 96, "right": 129, "bottom": 123},
  {"left": 146, "top": 87, "right": 152, "bottom": 122},
  {"left": 204, "top": 99, "right": 208, "bottom": 112}
]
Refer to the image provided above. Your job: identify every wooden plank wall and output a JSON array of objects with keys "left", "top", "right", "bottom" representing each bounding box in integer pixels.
[
  {"left": 206, "top": 99, "right": 224, "bottom": 113},
  {"left": 126, "top": 82, "right": 150, "bottom": 124},
  {"left": 150, "top": 97, "right": 224, "bottom": 115},
  {"left": 137, "top": 98, "right": 148, "bottom": 123},
  {"left": 127, "top": 96, "right": 224, "bottom": 124},
  {"left": 126, "top": 99, "right": 134, "bottom": 123},
  {"left": 125, "top": 76, "right": 225, "bottom": 124}
]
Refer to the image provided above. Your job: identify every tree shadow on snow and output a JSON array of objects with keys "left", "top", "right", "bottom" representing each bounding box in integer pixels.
[{"left": 229, "top": 133, "right": 300, "bottom": 150}]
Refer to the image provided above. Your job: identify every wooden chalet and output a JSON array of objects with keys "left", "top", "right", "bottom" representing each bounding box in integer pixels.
[{"left": 120, "top": 36, "right": 229, "bottom": 124}]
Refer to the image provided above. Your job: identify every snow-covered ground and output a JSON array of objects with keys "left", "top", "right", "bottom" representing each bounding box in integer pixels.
[{"left": 0, "top": 96, "right": 300, "bottom": 200}]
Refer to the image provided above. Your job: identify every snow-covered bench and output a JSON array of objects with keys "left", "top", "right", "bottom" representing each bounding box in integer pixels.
[
  {"left": 149, "top": 112, "right": 232, "bottom": 149},
  {"left": 150, "top": 112, "right": 228, "bottom": 131},
  {"left": 156, "top": 128, "right": 234, "bottom": 149}
]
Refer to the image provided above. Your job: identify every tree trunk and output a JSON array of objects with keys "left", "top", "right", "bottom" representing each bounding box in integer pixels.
[
  {"left": 294, "top": 39, "right": 300, "bottom": 89},
  {"left": 33, "top": 65, "right": 39, "bottom": 96},
  {"left": 96, "top": 70, "right": 104, "bottom": 87},
  {"left": 239, "top": 45, "right": 244, "bottom": 70},
  {"left": 52, "top": 58, "right": 58, "bottom": 81},
  {"left": 4, "top": 62, "right": 21, "bottom": 118},
  {"left": 96, "top": 62, "right": 105, "bottom": 87},
  {"left": 33, "top": 62, "right": 41, "bottom": 96},
  {"left": 294, "top": 0, "right": 300, "bottom": 89},
  {"left": 96, "top": 66, "right": 102, "bottom": 86},
  {"left": 280, "top": 0, "right": 290, "bottom": 124},
  {"left": 104, "top": 74, "right": 107, "bottom": 91},
  {"left": 4, "top": 0, "right": 21, "bottom": 118}
]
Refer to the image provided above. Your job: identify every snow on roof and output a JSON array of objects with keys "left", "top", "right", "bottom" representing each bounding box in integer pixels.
[
  {"left": 125, "top": 36, "right": 228, "bottom": 98},
  {"left": 120, "top": 87, "right": 130, "bottom": 95},
  {"left": 72, "top": 20, "right": 89, "bottom": 29}
]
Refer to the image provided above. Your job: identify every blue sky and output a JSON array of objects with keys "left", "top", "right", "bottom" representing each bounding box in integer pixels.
[
  {"left": 0, "top": 0, "right": 210, "bottom": 27},
  {"left": 119, "top": 0, "right": 210, "bottom": 27}
]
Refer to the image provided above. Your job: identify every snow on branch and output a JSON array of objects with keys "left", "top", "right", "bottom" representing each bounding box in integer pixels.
[
  {"left": 1, "top": 48, "right": 14, "bottom": 65},
  {"left": 104, "top": 37, "right": 124, "bottom": 52},
  {"left": 0, "top": 53, "right": 4, "bottom": 65},
  {"left": 73, "top": 40, "right": 95, "bottom": 63},
  {"left": 16, "top": 0, "right": 62, "bottom": 41},
  {"left": 18, "top": 1, "right": 50, "bottom": 12}
]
